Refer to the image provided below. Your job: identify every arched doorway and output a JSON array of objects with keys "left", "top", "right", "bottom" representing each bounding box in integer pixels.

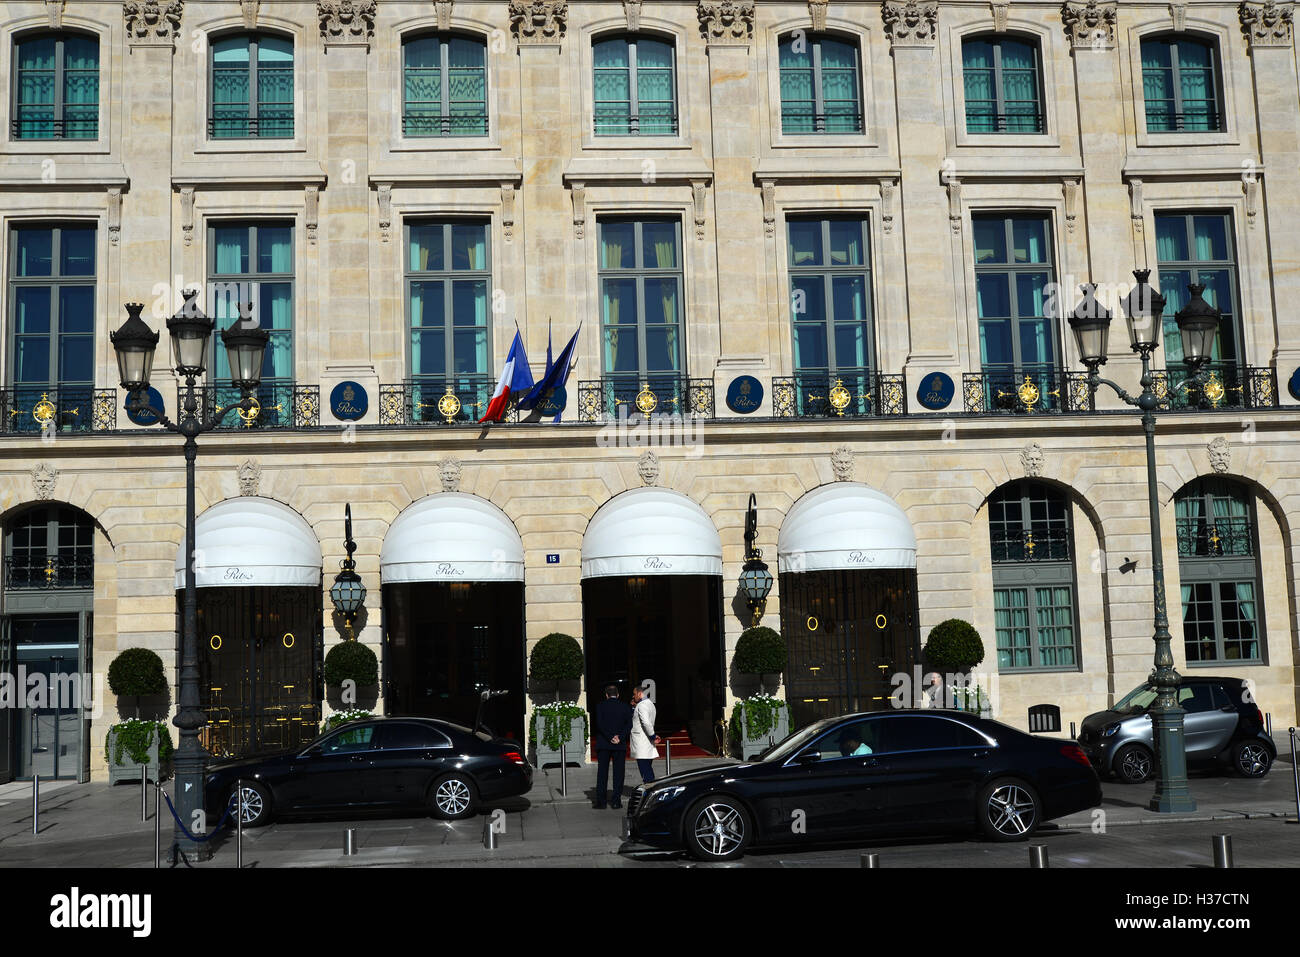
[
  {"left": 380, "top": 493, "right": 525, "bottom": 740},
  {"left": 178, "top": 497, "right": 323, "bottom": 758},
  {"left": 581, "top": 488, "right": 724, "bottom": 751},
  {"left": 778, "top": 483, "right": 920, "bottom": 729},
  {"left": 1, "top": 503, "right": 98, "bottom": 781}
]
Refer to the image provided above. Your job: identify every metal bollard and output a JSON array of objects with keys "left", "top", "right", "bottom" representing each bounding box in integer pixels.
[
  {"left": 1029, "top": 844, "right": 1049, "bottom": 868},
  {"left": 482, "top": 814, "right": 497, "bottom": 850},
  {"left": 1289, "top": 729, "right": 1299, "bottom": 825},
  {"left": 665, "top": 738, "right": 672, "bottom": 777},
  {"left": 861, "top": 852, "right": 879, "bottom": 868},
  {"left": 1070, "top": 721, "right": 1077, "bottom": 739},
  {"left": 142, "top": 766, "right": 149, "bottom": 822},
  {"left": 1212, "top": 834, "right": 1233, "bottom": 868},
  {"left": 559, "top": 741, "right": 568, "bottom": 797},
  {"left": 32, "top": 773, "right": 38, "bottom": 836},
  {"left": 153, "top": 783, "right": 161, "bottom": 868},
  {"left": 343, "top": 828, "right": 356, "bottom": 855},
  {"left": 235, "top": 780, "right": 243, "bottom": 870}
]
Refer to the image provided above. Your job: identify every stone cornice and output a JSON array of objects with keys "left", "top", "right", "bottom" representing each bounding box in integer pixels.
[
  {"left": 123, "top": 0, "right": 184, "bottom": 44},
  {"left": 1239, "top": 0, "right": 1295, "bottom": 47},
  {"left": 882, "top": 0, "right": 939, "bottom": 46}
]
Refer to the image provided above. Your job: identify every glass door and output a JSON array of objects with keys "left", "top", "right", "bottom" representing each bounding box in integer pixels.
[
  {"left": 13, "top": 615, "right": 81, "bottom": 779},
  {"left": 0, "top": 618, "right": 11, "bottom": 784}
]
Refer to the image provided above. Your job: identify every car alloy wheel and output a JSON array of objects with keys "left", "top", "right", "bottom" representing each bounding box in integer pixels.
[
  {"left": 227, "top": 783, "right": 270, "bottom": 827},
  {"left": 686, "top": 798, "right": 750, "bottom": 862},
  {"left": 431, "top": 774, "right": 476, "bottom": 820},
  {"left": 1233, "top": 741, "right": 1271, "bottom": 778},
  {"left": 1115, "top": 744, "right": 1153, "bottom": 784},
  {"left": 977, "top": 778, "right": 1041, "bottom": 842}
]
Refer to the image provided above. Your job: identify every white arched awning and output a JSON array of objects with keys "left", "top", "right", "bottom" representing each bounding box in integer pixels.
[
  {"left": 582, "top": 487, "right": 723, "bottom": 579},
  {"left": 778, "top": 482, "right": 917, "bottom": 573},
  {"left": 380, "top": 493, "right": 524, "bottom": 583},
  {"left": 175, "top": 496, "right": 322, "bottom": 589}
]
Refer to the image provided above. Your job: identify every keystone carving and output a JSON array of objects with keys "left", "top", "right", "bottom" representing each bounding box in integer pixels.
[
  {"left": 1021, "top": 443, "right": 1044, "bottom": 478},
  {"left": 435, "top": 0, "right": 454, "bottom": 31},
  {"left": 32, "top": 463, "right": 59, "bottom": 501},
  {"left": 237, "top": 458, "right": 261, "bottom": 496},
  {"left": 624, "top": 0, "right": 641, "bottom": 31},
  {"left": 1207, "top": 437, "right": 1231, "bottom": 474},
  {"left": 439, "top": 457, "right": 463, "bottom": 492},
  {"left": 637, "top": 450, "right": 661, "bottom": 486},
  {"left": 831, "top": 445, "right": 855, "bottom": 482},
  {"left": 809, "top": 0, "right": 830, "bottom": 32}
]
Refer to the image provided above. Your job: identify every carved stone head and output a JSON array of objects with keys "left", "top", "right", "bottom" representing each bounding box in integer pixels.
[
  {"left": 831, "top": 445, "right": 855, "bottom": 482},
  {"left": 439, "top": 457, "right": 463, "bottom": 493},
  {"left": 637, "top": 450, "right": 660, "bottom": 486}
]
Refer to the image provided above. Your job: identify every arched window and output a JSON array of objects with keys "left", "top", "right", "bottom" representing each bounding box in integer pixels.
[
  {"left": 988, "top": 482, "right": 1078, "bottom": 670},
  {"left": 1175, "top": 479, "right": 1263, "bottom": 663},
  {"left": 209, "top": 32, "right": 293, "bottom": 139},
  {"left": 593, "top": 35, "right": 677, "bottom": 136},
  {"left": 402, "top": 33, "right": 488, "bottom": 136},
  {"left": 778, "top": 34, "right": 862, "bottom": 134},
  {"left": 961, "top": 35, "right": 1043, "bottom": 133},
  {"left": 1140, "top": 35, "right": 1223, "bottom": 132},
  {"left": 3, "top": 506, "right": 94, "bottom": 590},
  {"left": 12, "top": 31, "right": 99, "bottom": 140}
]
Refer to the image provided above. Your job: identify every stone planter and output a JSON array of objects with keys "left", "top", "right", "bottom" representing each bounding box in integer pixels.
[
  {"left": 737, "top": 708, "right": 789, "bottom": 761},
  {"left": 533, "top": 715, "right": 587, "bottom": 768},
  {"left": 106, "top": 726, "right": 170, "bottom": 785}
]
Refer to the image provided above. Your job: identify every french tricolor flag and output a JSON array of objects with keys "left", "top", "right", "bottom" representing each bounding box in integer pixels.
[{"left": 478, "top": 330, "right": 534, "bottom": 423}]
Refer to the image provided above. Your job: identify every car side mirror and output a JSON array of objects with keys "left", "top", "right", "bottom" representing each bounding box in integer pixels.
[{"left": 795, "top": 750, "right": 822, "bottom": 764}]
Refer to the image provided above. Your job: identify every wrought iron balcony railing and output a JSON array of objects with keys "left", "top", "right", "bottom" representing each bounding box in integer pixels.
[
  {"left": 10, "top": 117, "right": 99, "bottom": 140},
  {"left": 0, "top": 387, "right": 116, "bottom": 434},
  {"left": 576, "top": 375, "right": 714, "bottom": 422},
  {"left": 1152, "top": 365, "right": 1277, "bottom": 411},
  {"left": 378, "top": 376, "right": 507, "bottom": 426},
  {"left": 593, "top": 110, "right": 679, "bottom": 136},
  {"left": 963, "top": 366, "right": 1093, "bottom": 414},
  {"left": 1176, "top": 517, "right": 1254, "bottom": 559},
  {"left": 965, "top": 111, "right": 1046, "bottom": 134},
  {"left": 195, "top": 383, "right": 320, "bottom": 430},
  {"left": 4, "top": 553, "right": 94, "bottom": 590},
  {"left": 401, "top": 112, "right": 490, "bottom": 136},
  {"left": 771, "top": 370, "right": 907, "bottom": 418},
  {"left": 780, "top": 110, "right": 865, "bottom": 134},
  {"left": 207, "top": 115, "right": 295, "bottom": 138},
  {"left": 1145, "top": 109, "right": 1223, "bottom": 133},
  {"left": 991, "top": 528, "right": 1072, "bottom": 563}
]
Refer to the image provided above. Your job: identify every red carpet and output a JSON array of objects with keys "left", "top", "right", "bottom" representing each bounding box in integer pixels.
[{"left": 589, "top": 729, "right": 717, "bottom": 760}]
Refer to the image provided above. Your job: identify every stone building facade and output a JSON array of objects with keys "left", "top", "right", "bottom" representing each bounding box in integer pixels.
[{"left": 0, "top": 0, "right": 1297, "bottom": 781}]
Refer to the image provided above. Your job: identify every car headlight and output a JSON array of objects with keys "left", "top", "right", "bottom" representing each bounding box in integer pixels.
[
  {"left": 1102, "top": 723, "right": 1120, "bottom": 737},
  {"left": 650, "top": 785, "right": 687, "bottom": 805}
]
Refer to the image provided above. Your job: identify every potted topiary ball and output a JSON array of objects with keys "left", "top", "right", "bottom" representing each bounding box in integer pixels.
[
  {"left": 528, "top": 633, "right": 585, "bottom": 767},
  {"left": 324, "top": 641, "right": 379, "bottom": 690},
  {"left": 922, "top": 619, "right": 988, "bottom": 714},
  {"left": 731, "top": 627, "right": 789, "bottom": 758},
  {"left": 105, "top": 648, "right": 172, "bottom": 784}
]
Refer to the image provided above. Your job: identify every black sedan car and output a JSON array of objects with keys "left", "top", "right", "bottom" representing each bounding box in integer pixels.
[
  {"left": 626, "top": 710, "right": 1101, "bottom": 861},
  {"left": 205, "top": 716, "right": 532, "bottom": 827}
]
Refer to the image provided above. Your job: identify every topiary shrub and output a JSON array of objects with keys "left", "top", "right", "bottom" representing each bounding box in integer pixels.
[
  {"left": 733, "top": 626, "right": 786, "bottom": 685},
  {"left": 324, "top": 641, "right": 379, "bottom": 687},
  {"left": 923, "top": 619, "right": 985, "bottom": 672},
  {"left": 107, "top": 648, "right": 167, "bottom": 718},
  {"left": 529, "top": 633, "right": 584, "bottom": 699}
]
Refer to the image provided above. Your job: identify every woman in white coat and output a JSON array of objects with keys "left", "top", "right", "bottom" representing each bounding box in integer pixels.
[{"left": 630, "top": 683, "right": 661, "bottom": 783}]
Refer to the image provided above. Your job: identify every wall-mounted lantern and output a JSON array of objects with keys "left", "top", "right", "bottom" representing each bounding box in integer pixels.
[
  {"left": 738, "top": 493, "right": 773, "bottom": 627},
  {"left": 329, "top": 503, "right": 366, "bottom": 640}
]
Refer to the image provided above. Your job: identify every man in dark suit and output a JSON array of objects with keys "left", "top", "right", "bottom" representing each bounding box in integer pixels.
[{"left": 592, "top": 683, "right": 633, "bottom": 809}]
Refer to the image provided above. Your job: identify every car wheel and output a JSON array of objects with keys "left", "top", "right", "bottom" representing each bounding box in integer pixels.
[
  {"left": 227, "top": 782, "right": 272, "bottom": 828},
  {"left": 429, "top": 773, "right": 478, "bottom": 820},
  {"left": 1114, "top": 743, "right": 1154, "bottom": 784},
  {"left": 1231, "top": 740, "right": 1272, "bottom": 778},
  {"left": 978, "top": 778, "right": 1041, "bottom": 842},
  {"left": 684, "top": 796, "right": 750, "bottom": 862}
]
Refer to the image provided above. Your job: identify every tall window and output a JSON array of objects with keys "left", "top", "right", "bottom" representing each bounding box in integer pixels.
[
  {"left": 207, "top": 222, "right": 293, "bottom": 385},
  {"left": 1155, "top": 212, "right": 1240, "bottom": 371},
  {"left": 593, "top": 35, "right": 676, "bottom": 136},
  {"left": 1175, "top": 479, "right": 1263, "bottom": 664},
  {"left": 788, "top": 217, "right": 875, "bottom": 376},
  {"left": 973, "top": 214, "right": 1056, "bottom": 386},
  {"left": 12, "top": 32, "right": 99, "bottom": 140},
  {"left": 210, "top": 33, "right": 293, "bottom": 138},
  {"left": 962, "top": 36, "right": 1043, "bottom": 133},
  {"left": 7, "top": 225, "right": 95, "bottom": 427},
  {"left": 598, "top": 218, "right": 683, "bottom": 388},
  {"left": 3, "top": 506, "right": 94, "bottom": 590},
  {"left": 405, "top": 220, "right": 490, "bottom": 382},
  {"left": 1141, "top": 36, "right": 1222, "bottom": 132},
  {"left": 989, "top": 482, "right": 1078, "bottom": 671},
  {"left": 402, "top": 34, "right": 488, "bottom": 137},
  {"left": 778, "top": 34, "right": 862, "bottom": 134}
]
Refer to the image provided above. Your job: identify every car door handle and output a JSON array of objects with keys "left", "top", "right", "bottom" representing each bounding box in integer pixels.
[
  {"left": 972, "top": 750, "right": 990, "bottom": 759},
  {"left": 349, "top": 755, "right": 368, "bottom": 763}
]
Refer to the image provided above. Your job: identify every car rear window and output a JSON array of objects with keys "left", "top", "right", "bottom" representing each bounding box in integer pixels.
[{"left": 379, "top": 723, "right": 451, "bottom": 750}]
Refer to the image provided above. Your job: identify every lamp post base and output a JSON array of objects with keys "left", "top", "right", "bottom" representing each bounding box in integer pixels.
[{"left": 1148, "top": 710, "right": 1198, "bottom": 813}]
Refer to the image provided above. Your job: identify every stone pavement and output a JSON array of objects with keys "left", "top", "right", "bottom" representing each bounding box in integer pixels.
[{"left": 0, "top": 754, "right": 1296, "bottom": 868}]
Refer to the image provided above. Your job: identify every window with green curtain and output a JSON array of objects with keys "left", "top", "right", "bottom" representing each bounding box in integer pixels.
[
  {"left": 210, "top": 33, "right": 294, "bottom": 139},
  {"left": 593, "top": 36, "right": 676, "bottom": 136},
  {"left": 786, "top": 216, "right": 875, "bottom": 383},
  {"left": 1154, "top": 212, "right": 1239, "bottom": 371},
  {"left": 1140, "top": 36, "right": 1222, "bottom": 132},
  {"left": 597, "top": 218, "right": 683, "bottom": 388},
  {"left": 779, "top": 34, "right": 863, "bottom": 134},
  {"left": 208, "top": 222, "right": 294, "bottom": 384},
  {"left": 1174, "top": 479, "right": 1263, "bottom": 663},
  {"left": 405, "top": 220, "right": 491, "bottom": 382},
  {"left": 962, "top": 36, "right": 1043, "bottom": 134},
  {"left": 14, "top": 32, "right": 99, "bottom": 140},
  {"left": 403, "top": 34, "right": 488, "bottom": 137}
]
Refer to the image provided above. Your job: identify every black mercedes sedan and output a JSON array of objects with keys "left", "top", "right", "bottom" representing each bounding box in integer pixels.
[
  {"left": 626, "top": 710, "right": 1101, "bottom": 861},
  {"left": 204, "top": 716, "right": 532, "bottom": 827}
]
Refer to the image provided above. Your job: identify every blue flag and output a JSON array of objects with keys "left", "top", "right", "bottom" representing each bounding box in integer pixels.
[{"left": 517, "top": 325, "right": 579, "bottom": 412}]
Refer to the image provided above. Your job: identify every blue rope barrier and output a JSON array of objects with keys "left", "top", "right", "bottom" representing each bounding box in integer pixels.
[{"left": 159, "top": 787, "right": 235, "bottom": 843}]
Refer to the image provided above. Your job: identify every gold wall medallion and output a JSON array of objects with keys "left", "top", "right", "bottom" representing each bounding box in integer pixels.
[
  {"left": 635, "top": 384, "right": 658, "bottom": 414},
  {"left": 828, "top": 378, "right": 852, "bottom": 414},
  {"left": 437, "top": 386, "right": 462, "bottom": 423}
]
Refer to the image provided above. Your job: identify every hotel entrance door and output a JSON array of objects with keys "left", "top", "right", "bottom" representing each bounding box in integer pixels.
[{"left": 8, "top": 615, "right": 85, "bottom": 780}]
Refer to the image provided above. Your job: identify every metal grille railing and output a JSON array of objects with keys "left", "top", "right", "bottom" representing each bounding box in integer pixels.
[
  {"left": 401, "top": 112, "right": 490, "bottom": 136},
  {"left": 1152, "top": 365, "right": 1277, "bottom": 411},
  {"left": 10, "top": 117, "right": 98, "bottom": 139},
  {"left": 780, "top": 110, "right": 864, "bottom": 134},
  {"left": 990, "top": 528, "right": 1072, "bottom": 563},
  {"left": 378, "top": 376, "right": 507, "bottom": 426},
  {"left": 575, "top": 375, "right": 714, "bottom": 422},
  {"left": 962, "top": 366, "right": 1093, "bottom": 414},
  {"left": 593, "top": 111, "right": 679, "bottom": 136},
  {"left": 965, "top": 111, "right": 1046, "bottom": 134},
  {"left": 196, "top": 383, "right": 320, "bottom": 430},
  {"left": 1176, "top": 517, "right": 1254, "bottom": 558},
  {"left": 207, "top": 115, "right": 294, "bottom": 138},
  {"left": 3, "top": 554, "right": 94, "bottom": 590},
  {"left": 0, "top": 387, "right": 116, "bottom": 434},
  {"left": 770, "top": 371, "right": 907, "bottom": 418}
]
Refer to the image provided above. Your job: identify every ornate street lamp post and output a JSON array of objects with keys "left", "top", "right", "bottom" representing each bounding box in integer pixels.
[
  {"left": 738, "top": 493, "right": 773, "bottom": 627},
  {"left": 111, "top": 289, "right": 268, "bottom": 861},
  {"left": 1068, "top": 270, "right": 1220, "bottom": 813},
  {"left": 329, "top": 503, "right": 366, "bottom": 640}
]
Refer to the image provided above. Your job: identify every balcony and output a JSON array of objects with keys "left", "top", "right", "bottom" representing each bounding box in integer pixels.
[
  {"left": 378, "top": 376, "right": 507, "bottom": 426},
  {"left": 991, "top": 528, "right": 1072, "bottom": 563},
  {"left": 1153, "top": 365, "right": 1277, "bottom": 411},
  {"left": 772, "top": 371, "right": 907, "bottom": 418},
  {"left": 207, "top": 115, "right": 294, "bottom": 139},
  {"left": 576, "top": 375, "right": 714, "bottom": 422},
  {"left": 965, "top": 112, "right": 1046, "bottom": 134},
  {"left": 4, "top": 553, "right": 93, "bottom": 590},
  {"left": 401, "top": 113, "right": 489, "bottom": 137},
  {"left": 0, "top": 387, "right": 116, "bottom": 434},
  {"left": 963, "top": 366, "right": 1093, "bottom": 414},
  {"left": 1176, "top": 517, "right": 1254, "bottom": 559},
  {"left": 197, "top": 383, "right": 320, "bottom": 430}
]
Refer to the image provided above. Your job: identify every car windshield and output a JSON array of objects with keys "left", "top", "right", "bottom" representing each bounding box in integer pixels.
[
  {"left": 1115, "top": 684, "right": 1159, "bottom": 714},
  {"left": 761, "top": 718, "right": 841, "bottom": 763}
]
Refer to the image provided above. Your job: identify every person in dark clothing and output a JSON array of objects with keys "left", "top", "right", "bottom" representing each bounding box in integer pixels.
[{"left": 592, "top": 684, "right": 633, "bottom": 809}]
